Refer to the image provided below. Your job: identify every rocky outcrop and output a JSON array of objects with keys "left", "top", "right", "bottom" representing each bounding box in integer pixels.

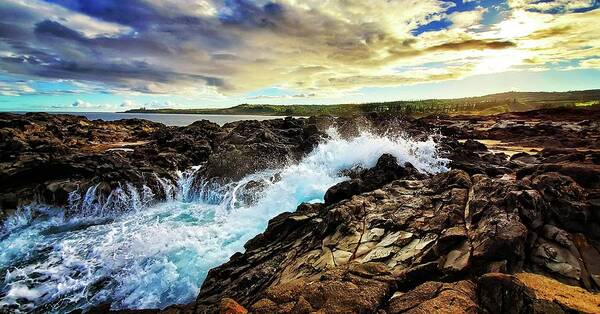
[
  {"left": 197, "top": 117, "right": 323, "bottom": 180},
  {"left": 0, "top": 113, "right": 170, "bottom": 218}
]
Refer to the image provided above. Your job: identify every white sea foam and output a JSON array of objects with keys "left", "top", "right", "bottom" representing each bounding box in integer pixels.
[{"left": 0, "top": 129, "right": 448, "bottom": 312}]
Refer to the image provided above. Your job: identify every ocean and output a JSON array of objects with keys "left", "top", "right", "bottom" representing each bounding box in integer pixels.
[{"left": 11, "top": 112, "right": 286, "bottom": 126}]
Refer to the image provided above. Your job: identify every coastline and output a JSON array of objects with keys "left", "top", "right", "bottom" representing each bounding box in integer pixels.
[
  {"left": 1, "top": 107, "right": 600, "bottom": 313},
  {"left": 6, "top": 111, "right": 289, "bottom": 126},
  {"left": 122, "top": 89, "right": 600, "bottom": 117}
]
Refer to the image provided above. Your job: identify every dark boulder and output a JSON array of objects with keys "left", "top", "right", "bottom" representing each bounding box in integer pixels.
[{"left": 324, "top": 154, "right": 421, "bottom": 205}]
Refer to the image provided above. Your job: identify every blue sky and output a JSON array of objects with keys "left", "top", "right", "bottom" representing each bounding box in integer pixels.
[{"left": 0, "top": 0, "right": 599, "bottom": 111}]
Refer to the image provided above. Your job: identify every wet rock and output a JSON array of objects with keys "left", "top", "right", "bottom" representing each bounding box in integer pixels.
[
  {"left": 463, "top": 139, "right": 487, "bottom": 152},
  {"left": 0, "top": 113, "right": 327, "bottom": 220},
  {"left": 531, "top": 237, "right": 581, "bottom": 281},
  {"left": 202, "top": 118, "right": 325, "bottom": 180},
  {"left": 323, "top": 179, "right": 363, "bottom": 205},
  {"left": 324, "top": 154, "right": 422, "bottom": 205},
  {"left": 532, "top": 173, "right": 590, "bottom": 233}
]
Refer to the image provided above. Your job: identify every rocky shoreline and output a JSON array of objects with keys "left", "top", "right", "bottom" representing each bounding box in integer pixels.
[
  {"left": 0, "top": 113, "right": 324, "bottom": 220},
  {"left": 1, "top": 107, "right": 600, "bottom": 313}
]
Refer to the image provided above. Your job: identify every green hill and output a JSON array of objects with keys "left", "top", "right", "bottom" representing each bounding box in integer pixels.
[{"left": 125, "top": 89, "right": 600, "bottom": 117}]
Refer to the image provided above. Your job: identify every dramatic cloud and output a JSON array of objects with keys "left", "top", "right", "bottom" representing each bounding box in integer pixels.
[
  {"left": 448, "top": 7, "right": 487, "bottom": 29},
  {"left": 0, "top": 80, "right": 35, "bottom": 96},
  {"left": 0, "top": 0, "right": 598, "bottom": 101},
  {"left": 68, "top": 98, "right": 172, "bottom": 111},
  {"left": 508, "top": 0, "right": 596, "bottom": 12}
]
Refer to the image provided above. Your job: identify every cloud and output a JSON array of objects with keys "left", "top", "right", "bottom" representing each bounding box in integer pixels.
[
  {"left": 0, "top": 0, "right": 598, "bottom": 100},
  {"left": 448, "top": 7, "right": 487, "bottom": 29},
  {"left": 500, "top": 9, "right": 600, "bottom": 66},
  {"left": 0, "top": 81, "right": 35, "bottom": 96},
  {"left": 322, "top": 64, "right": 476, "bottom": 89},
  {"left": 67, "top": 99, "right": 178, "bottom": 111},
  {"left": 426, "top": 39, "right": 516, "bottom": 52},
  {"left": 247, "top": 92, "right": 318, "bottom": 100},
  {"left": 579, "top": 58, "right": 600, "bottom": 69},
  {"left": 34, "top": 19, "right": 86, "bottom": 41},
  {"left": 508, "top": 0, "right": 597, "bottom": 12},
  {"left": 71, "top": 99, "right": 95, "bottom": 108},
  {"left": 120, "top": 100, "right": 136, "bottom": 108},
  {"left": 0, "top": 0, "right": 130, "bottom": 37}
]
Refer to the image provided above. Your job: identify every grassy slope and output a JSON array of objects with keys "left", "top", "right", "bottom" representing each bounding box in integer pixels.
[{"left": 125, "top": 89, "right": 600, "bottom": 117}]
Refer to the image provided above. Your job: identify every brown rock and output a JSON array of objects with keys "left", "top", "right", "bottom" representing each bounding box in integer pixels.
[
  {"left": 387, "top": 281, "right": 477, "bottom": 314},
  {"left": 517, "top": 273, "right": 600, "bottom": 314},
  {"left": 478, "top": 273, "right": 535, "bottom": 314},
  {"left": 219, "top": 298, "right": 248, "bottom": 314}
]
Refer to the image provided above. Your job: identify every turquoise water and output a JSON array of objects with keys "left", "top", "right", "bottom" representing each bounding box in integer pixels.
[{"left": 0, "top": 130, "right": 448, "bottom": 313}]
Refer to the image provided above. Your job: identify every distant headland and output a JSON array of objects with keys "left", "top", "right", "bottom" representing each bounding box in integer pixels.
[{"left": 125, "top": 89, "right": 600, "bottom": 117}]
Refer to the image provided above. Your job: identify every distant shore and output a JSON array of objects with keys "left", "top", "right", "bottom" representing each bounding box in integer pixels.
[
  {"left": 124, "top": 108, "right": 296, "bottom": 116},
  {"left": 124, "top": 89, "right": 600, "bottom": 117}
]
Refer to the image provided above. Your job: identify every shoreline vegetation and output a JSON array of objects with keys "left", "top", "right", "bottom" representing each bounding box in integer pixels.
[{"left": 124, "top": 89, "right": 600, "bottom": 117}]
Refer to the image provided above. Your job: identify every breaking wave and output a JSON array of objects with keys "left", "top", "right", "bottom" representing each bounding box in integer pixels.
[{"left": 0, "top": 130, "right": 448, "bottom": 312}]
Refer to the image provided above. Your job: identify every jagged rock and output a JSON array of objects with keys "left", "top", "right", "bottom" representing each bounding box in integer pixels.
[
  {"left": 532, "top": 173, "right": 593, "bottom": 235},
  {"left": 478, "top": 273, "right": 540, "bottom": 314},
  {"left": 531, "top": 237, "right": 581, "bottom": 281},
  {"left": 507, "top": 189, "right": 545, "bottom": 229},
  {"left": 323, "top": 179, "right": 363, "bottom": 205},
  {"left": 479, "top": 273, "right": 600, "bottom": 314},
  {"left": 195, "top": 138, "right": 600, "bottom": 314},
  {"left": 436, "top": 226, "right": 468, "bottom": 253},
  {"left": 463, "top": 139, "right": 487, "bottom": 152},
  {"left": 219, "top": 298, "right": 248, "bottom": 314},
  {"left": 572, "top": 234, "right": 600, "bottom": 289},
  {"left": 387, "top": 280, "right": 478, "bottom": 314},
  {"left": 467, "top": 175, "right": 529, "bottom": 270},
  {"left": 441, "top": 240, "right": 471, "bottom": 273},
  {"left": 386, "top": 281, "right": 443, "bottom": 314},
  {"left": 248, "top": 263, "right": 393, "bottom": 314},
  {"left": 324, "top": 154, "right": 421, "bottom": 205}
]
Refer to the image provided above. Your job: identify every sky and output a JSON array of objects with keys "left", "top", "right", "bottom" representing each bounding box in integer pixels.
[{"left": 0, "top": 0, "right": 599, "bottom": 112}]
